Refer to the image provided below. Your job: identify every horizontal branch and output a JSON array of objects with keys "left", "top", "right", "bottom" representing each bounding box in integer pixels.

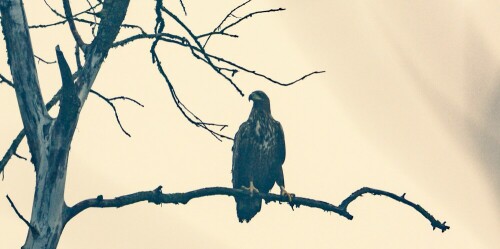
[
  {"left": 34, "top": 54, "right": 56, "bottom": 64},
  {"left": 31, "top": 3, "right": 144, "bottom": 36},
  {"left": 162, "top": 36, "right": 326, "bottom": 86},
  {"left": 339, "top": 187, "right": 450, "bottom": 232},
  {"left": 112, "top": 33, "right": 324, "bottom": 87},
  {"left": 65, "top": 186, "right": 349, "bottom": 223},
  {"left": 66, "top": 186, "right": 450, "bottom": 232}
]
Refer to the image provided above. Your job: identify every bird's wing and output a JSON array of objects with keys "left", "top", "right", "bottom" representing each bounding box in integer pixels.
[
  {"left": 232, "top": 121, "right": 250, "bottom": 188},
  {"left": 275, "top": 121, "right": 286, "bottom": 166}
]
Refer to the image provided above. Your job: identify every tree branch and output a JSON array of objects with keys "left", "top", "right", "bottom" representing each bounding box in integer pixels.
[
  {"left": 32, "top": 1, "right": 145, "bottom": 36},
  {"left": 154, "top": 34, "right": 326, "bottom": 86},
  {"left": 89, "top": 89, "right": 144, "bottom": 137},
  {"left": 161, "top": 6, "right": 244, "bottom": 96},
  {"left": 34, "top": 54, "right": 56, "bottom": 64},
  {"left": 339, "top": 187, "right": 450, "bottom": 232},
  {"left": 150, "top": 50, "right": 232, "bottom": 141},
  {"left": 73, "top": 0, "right": 130, "bottom": 107},
  {"left": 1, "top": 0, "right": 51, "bottom": 169},
  {"left": 0, "top": 87, "right": 61, "bottom": 176},
  {"left": 84, "top": 0, "right": 98, "bottom": 37},
  {"left": 112, "top": 30, "right": 324, "bottom": 87},
  {"left": 65, "top": 186, "right": 450, "bottom": 232},
  {"left": 179, "top": 0, "right": 187, "bottom": 16},
  {"left": 139, "top": 2, "right": 323, "bottom": 141},
  {"left": 149, "top": 2, "right": 232, "bottom": 141},
  {"left": 13, "top": 152, "right": 28, "bottom": 161},
  {"left": 0, "top": 130, "right": 26, "bottom": 176},
  {"left": 219, "top": 8, "right": 285, "bottom": 35},
  {"left": 6, "top": 195, "right": 39, "bottom": 237},
  {"left": 55, "top": 45, "right": 80, "bottom": 124},
  {"left": 0, "top": 73, "right": 14, "bottom": 87},
  {"left": 61, "top": 0, "right": 87, "bottom": 50},
  {"left": 202, "top": 0, "right": 251, "bottom": 48}
]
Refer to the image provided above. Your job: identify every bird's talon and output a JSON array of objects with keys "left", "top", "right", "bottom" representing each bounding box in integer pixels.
[
  {"left": 280, "top": 186, "right": 294, "bottom": 202},
  {"left": 241, "top": 181, "right": 259, "bottom": 196}
]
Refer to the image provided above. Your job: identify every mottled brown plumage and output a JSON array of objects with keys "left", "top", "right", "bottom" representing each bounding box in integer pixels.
[{"left": 232, "top": 90, "right": 288, "bottom": 222}]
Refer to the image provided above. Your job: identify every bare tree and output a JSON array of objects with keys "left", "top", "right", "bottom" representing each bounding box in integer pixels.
[{"left": 0, "top": 1, "right": 449, "bottom": 249}]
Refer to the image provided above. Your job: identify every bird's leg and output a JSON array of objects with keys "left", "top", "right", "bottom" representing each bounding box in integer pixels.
[
  {"left": 280, "top": 185, "right": 294, "bottom": 202},
  {"left": 241, "top": 181, "right": 259, "bottom": 197}
]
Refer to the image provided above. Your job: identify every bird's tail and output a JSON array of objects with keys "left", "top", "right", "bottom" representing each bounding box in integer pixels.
[{"left": 235, "top": 196, "right": 262, "bottom": 223}]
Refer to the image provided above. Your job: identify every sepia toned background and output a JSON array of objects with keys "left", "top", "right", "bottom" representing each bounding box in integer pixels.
[{"left": 1, "top": 0, "right": 499, "bottom": 248}]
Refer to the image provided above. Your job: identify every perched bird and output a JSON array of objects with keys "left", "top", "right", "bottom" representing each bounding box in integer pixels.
[{"left": 232, "top": 90, "right": 293, "bottom": 222}]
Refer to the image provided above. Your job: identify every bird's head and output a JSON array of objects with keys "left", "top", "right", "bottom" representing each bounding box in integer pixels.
[
  {"left": 249, "top": 90, "right": 271, "bottom": 113},
  {"left": 248, "top": 90, "right": 269, "bottom": 103}
]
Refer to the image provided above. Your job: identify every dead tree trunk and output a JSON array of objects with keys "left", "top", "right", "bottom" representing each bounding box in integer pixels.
[
  {"left": 1, "top": 1, "right": 63, "bottom": 248},
  {"left": 0, "top": 0, "right": 130, "bottom": 248}
]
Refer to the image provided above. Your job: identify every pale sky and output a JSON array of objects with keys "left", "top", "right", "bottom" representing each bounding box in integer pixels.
[{"left": 1, "top": 1, "right": 499, "bottom": 248}]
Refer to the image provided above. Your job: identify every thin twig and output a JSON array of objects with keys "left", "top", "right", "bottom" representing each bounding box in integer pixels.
[
  {"left": 75, "top": 44, "right": 83, "bottom": 70},
  {"left": 162, "top": 36, "right": 326, "bottom": 86},
  {"left": 161, "top": 6, "right": 244, "bottom": 96},
  {"left": 197, "top": 31, "right": 238, "bottom": 39},
  {"left": 6, "top": 195, "right": 39, "bottom": 237},
  {"left": 34, "top": 54, "right": 56, "bottom": 64},
  {"left": 220, "top": 8, "right": 285, "bottom": 34},
  {"left": 150, "top": 1, "right": 232, "bottom": 141},
  {"left": 65, "top": 186, "right": 450, "bottom": 233},
  {"left": 29, "top": 20, "right": 67, "bottom": 29},
  {"left": 179, "top": 0, "right": 187, "bottom": 16},
  {"left": 203, "top": 0, "right": 251, "bottom": 48},
  {"left": 108, "top": 96, "right": 145, "bottom": 107},
  {"left": 113, "top": 33, "right": 183, "bottom": 48},
  {"left": 0, "top": 130, "right": 26, "bottom": 175},
  {"left": 120, "top": 24, "right": 147, "bottom": 35},
  {"left": 150, "top": 51, "right": 232, "bottom": 141},
  {"left": 85, "top": 0, "right": 98, "bottom": 37},
  {"left": 38, "top": 0, "right": 144, "bottom": 36},
  {"left": 89, "top": 89, "right": 144, "bottom": 137},
  {"left": 0, "top": 74, "right": 14, "bottom": 87},
  {"left": 13, "top": 153, "right": 27, "bottom": 161}
]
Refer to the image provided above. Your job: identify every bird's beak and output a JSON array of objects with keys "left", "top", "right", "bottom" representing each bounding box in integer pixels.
[{"left": 248, "top": 92, "right": 261, "bottom": 102}]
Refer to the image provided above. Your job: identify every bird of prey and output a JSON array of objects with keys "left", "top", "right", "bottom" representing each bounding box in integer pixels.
[{"left": 232, "top": 90, "right": 293, "bottom": 222}]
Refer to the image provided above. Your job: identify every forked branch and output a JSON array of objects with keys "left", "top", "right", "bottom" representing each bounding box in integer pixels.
[
  {"left": 89, "top": 89, "right": 144, "bottom": 137},
  {"left": 66, "top": 186, "right": 450, "bottom": 232}
]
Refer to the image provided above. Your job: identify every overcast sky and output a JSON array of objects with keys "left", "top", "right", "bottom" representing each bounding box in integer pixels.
[{"left": 1, "top": 1, "right": 499, "bottom": 248}]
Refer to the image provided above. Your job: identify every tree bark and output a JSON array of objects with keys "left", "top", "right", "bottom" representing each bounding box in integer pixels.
[
  {"left": 1, "top": 0, "right": 130, "bottom": 248},
  {"left": 0, "top": 0, "right": 50, "bottom": 171},
  {"left": 0, "top": 1, "right": 64, "bottom": 248}
]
